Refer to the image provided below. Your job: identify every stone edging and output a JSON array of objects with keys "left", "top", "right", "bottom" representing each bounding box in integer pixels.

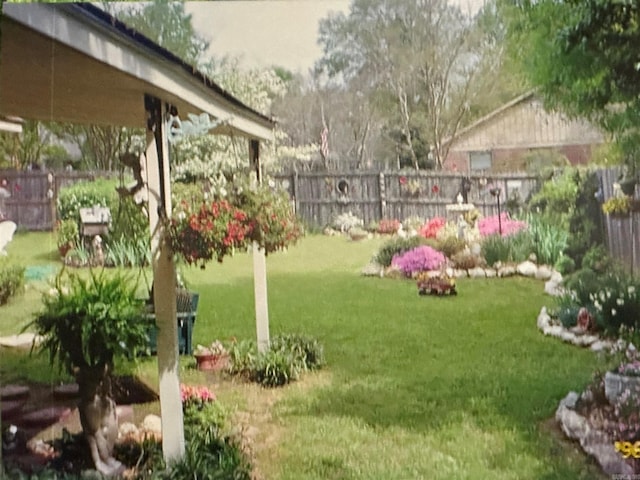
[
  {"left": 555, "top": 392, "right": 633, "bottom": 476},
  {"left": 536, "top": 307, "right": 614, "bottom": 352}
]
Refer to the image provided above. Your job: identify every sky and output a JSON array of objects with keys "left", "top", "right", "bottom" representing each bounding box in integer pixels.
[{"left": 185, "top": 0, "right": 486, "bottom": 74}]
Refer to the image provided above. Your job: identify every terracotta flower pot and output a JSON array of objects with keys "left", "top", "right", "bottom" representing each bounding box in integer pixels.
[{"left": 194, "top": 353, "right": 229, "bottom": 371}]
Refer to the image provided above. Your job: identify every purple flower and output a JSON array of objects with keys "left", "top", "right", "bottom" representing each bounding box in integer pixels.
[{"left": 392, "top": 246, "right": 446, "bottom": 277}]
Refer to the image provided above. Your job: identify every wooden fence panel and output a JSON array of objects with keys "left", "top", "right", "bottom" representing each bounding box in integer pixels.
[
  {"left": 598, "top": 167, "right": 640, "bottom": 273},
  {"left": 0, "top": 170, "right": 96, "bottom": 230},
  {"left": 275, "top": 171, "right": 540, "bottom": 228}
]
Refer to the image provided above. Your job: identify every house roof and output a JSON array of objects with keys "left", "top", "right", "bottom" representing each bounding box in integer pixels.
[
  {"left": 447, "top": 92, "right": 536, "bottom": 146},
  {"left": 0, "top": 2, "right": 274, "bottom": 140}
]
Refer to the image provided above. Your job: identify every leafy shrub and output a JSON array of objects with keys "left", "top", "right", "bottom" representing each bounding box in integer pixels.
[
  {"left": 251, "top": 348, "right": 301, "bottom": 387},
  {"left": 228, "top": 334, "right": 324, "bottom": 388},
  {"left": 105, "top": 237, "right": 151, "bottom": 268},
  {"left": 434, "top": 236, "right": 466, "bottom": 259},
  {"left": 525, "top": 213, "right": 568, "bottom": 265},
  {"left": 392, "top": 246, "right": 446, "bottom": 277},
  {"left": 451, "top": 251, "right": 483, "bottom": 270},
  {"left": 166, "top": 426, "right": 252, "bottom": 480},
  {"left": 0, "top": 260, "right": 25, "bottom": 305},
  {"left": 481, "top": 234, "right": 512, "bottom": 266},
  {"left": 481, "top": 231, "right": 533, "bottom": 266},
  {"left": 270, "top": 333, "right": 325, "bottom": 371},
  {"left": 582, "top": 244, "right": 615, "bottom": 273},
  {"left": 227, "top": 339, "right": 258, "bottom": 379},
  {"left": 375, "top": 236, "right": 430, "bottom": 267},
  {"left": 557, "top": 268, "right": 640, "bottom": 336},
  {"left": 57, "top": 178, "right": 118, "bottom": 222},
  {"left": 554, "top": 255, "right": 576, "bottom": 275},
  {"left": 55, "top": 219, "right": 79, "bottom": 252}
]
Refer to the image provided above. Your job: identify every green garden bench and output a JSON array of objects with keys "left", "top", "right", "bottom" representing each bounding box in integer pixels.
[{"left": 146, "top": 289, "right": 199, "bottom": 356}]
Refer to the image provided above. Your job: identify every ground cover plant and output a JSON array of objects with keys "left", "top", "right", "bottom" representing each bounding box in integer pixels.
[{"left": 1, "top": 233, "right": 610, "bottom": 479}]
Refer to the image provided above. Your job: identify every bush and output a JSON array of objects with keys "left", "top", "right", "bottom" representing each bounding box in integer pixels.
[
  {"left": 57, "top": 178, "right": 118, "bottom": 222},
  {"left": 481, "top": 231, "right": 533, "bottom": 266},
  {"left": 434, "top": 236, "right": 466, "bottom": 259},
  {"left": 392, "top": 246, "right": 446, "bottom": 277},
  {"left": 228, "top": 334, "right": 324, "bottom": 388},
  {"left": 557, "top": 267, "right": 640, "bottom": 336},
  {"left": 554, "top": 255, "right": 576, "bottom": 275},
  {"left": 374, "top": 236, "right": 430, "bottom": 267},
  {"left": 251, "top": 348, "right": 301, "bottom": 387},
  {"left": 0, "top": 260, "right": 25, "bottom": 305},
  {"left": 419, "top": 217, "right": 445, "bottom": 238},
  {"left": 525, "top": 213, "right": 568, "bottom": 265},
  {"left": 331, "top": 211, "right": 363, "bottom": 232},
  {"left": 582, "top": 244, "right": 614, "bottom": 273},
  {"left": 451, "top": 251, "right": 483, "bottom": 270},
  {"left": 270, "top": 333, "right": 325, "bottom": 371},
  {"left": 478, "top": 213, "right": 527, "bottom": 237}
]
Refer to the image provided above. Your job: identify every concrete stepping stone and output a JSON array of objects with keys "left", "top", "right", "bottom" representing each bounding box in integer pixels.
[
  {"left": 1, "top": 384, "right": 30, "bottom": 400},
  {"left": 53, "top": 383, "right": 79, "bottom": 399},
  {"left": 1, "top": 399, "right": 26, "bottom": 420},
  {"left": 21, "top": 407, "right": 72, "bottom": 428}
]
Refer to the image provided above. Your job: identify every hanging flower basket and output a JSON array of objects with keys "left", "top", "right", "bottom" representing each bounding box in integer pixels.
[
  {"left": 168, "top": 199, "right": 251, "bottom": 268},
  {"left": 168, "top": 179, "right": 304, "bottom": 268}
]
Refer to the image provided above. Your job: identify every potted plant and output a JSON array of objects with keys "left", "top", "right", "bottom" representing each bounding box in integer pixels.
[
  {"left": 27, "top": 270, "right": 152, "bottom": 476},
  {"left": 194, "top": 340, "right": 229, "bottom": 371}
]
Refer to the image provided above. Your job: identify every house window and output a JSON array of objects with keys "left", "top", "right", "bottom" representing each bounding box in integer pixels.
[{"left": 469, "top": 151, "right": 492, "bottom": 171}]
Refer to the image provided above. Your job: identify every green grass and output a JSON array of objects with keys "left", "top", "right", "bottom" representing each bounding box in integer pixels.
[{"left": 0, "top": 234, "right": 608, "bottom": 479}]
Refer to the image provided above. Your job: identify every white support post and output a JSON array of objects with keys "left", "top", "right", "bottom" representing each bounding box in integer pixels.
[
  {"left": 249, "top": 139, "right": 270, "bottom": 352},
  {"left": 144, "top": 95, "right": 184, "bottom": 463}
]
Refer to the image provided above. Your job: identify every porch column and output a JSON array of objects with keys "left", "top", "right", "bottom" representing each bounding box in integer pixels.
[
  {"left": 144, "top": 94, "right": 184, "bottom": 462},
  {"left": 250, "top": 139, "right": 270, "bottom": 353}
]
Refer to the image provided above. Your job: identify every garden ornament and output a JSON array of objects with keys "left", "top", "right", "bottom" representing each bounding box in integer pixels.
[
  {"left": 0, "top": 220, "right": 17, "bottom": 255},
  {"left": 92, "top": 234, "right": 104, "bottom": 266}
]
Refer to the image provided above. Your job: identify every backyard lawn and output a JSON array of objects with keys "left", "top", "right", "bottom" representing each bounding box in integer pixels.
[{"left": 1, "top": 232, "right": 608, "bottom": 479}]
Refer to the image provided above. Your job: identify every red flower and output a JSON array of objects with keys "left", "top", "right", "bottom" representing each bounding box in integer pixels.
[
  {"left": 399, "top": 176, "right": 408, "bottom": 185},
  {"left": 432, "top": 184, "right": 440, "bottom": 194}
]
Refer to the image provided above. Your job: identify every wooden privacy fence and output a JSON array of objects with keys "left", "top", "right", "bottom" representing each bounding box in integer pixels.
[
  {"left": 273, "top": 171, "right": 541, "bottom": 228},
  {"left": 0, "top": 170, "right": 96, "bottom": 230},
  {"left": 598, "top": 168, "right": 640, "bottom": 274}
]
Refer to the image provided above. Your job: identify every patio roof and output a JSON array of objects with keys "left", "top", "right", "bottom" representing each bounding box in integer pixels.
[{"left": 0, "top": 2, "right": 274, "bottom": 140}]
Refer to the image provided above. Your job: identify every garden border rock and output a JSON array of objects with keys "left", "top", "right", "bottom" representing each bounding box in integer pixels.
[{"left": 555, "top": 392, "right": 634, "bottom": 476}]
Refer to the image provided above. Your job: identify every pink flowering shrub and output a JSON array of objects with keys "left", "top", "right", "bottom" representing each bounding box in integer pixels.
[
  {"left": 392, "top": 246, "right": 446, "bottom": 277},
  {"left": 419, "top": 217, "right": 446, "bottom": 239},
  {"left": 478, "top": 213, "right": 527, "bottom": 237}
]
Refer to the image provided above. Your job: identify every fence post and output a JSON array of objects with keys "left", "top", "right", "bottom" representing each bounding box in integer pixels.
[
  {"left": 292, "top": 172, "right": 299, "bottom": 215},
  {"left": 379, "top": 172, "right": 386, "bottom": 220}
]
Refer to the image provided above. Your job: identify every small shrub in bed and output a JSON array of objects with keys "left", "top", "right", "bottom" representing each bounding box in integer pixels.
[
  {"left": 392, "top": 246, "right": 446, "bottom": 277},
  {"left": 0, "top": 259, "right": 25, "bottom": 305}
]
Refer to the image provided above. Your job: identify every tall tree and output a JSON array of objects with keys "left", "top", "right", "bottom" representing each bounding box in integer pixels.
[
  {"left": 505, "top": 0, "right": 639, "bottom": 163},
  {"left": 316, "top": 0, "right": 510, "bottom": 170}
]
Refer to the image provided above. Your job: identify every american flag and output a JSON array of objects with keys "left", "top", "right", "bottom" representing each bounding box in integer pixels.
[{"left": 320, "top": 125, "right": 329, "bottom": 160}]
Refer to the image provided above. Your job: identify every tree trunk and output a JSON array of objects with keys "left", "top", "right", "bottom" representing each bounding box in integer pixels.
[{"left": 76, "top": 365, "right": 124, "bottom": 477}]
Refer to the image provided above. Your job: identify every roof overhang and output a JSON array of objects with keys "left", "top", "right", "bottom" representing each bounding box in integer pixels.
[{"left": 0, "top": 3, "right": 274, "bottom": 141}]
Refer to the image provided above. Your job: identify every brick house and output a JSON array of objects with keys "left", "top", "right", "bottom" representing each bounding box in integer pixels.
[{"left": 444, "top": 92, "right": 605, "bottom": 173}]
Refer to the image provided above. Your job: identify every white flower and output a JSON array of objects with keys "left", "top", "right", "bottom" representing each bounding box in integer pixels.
[
  {"left": 629, "top": 286, "right": 636, "bottom": 295},
  {"left": 617, "top": 298, "right": 625, "bottom": 306},
  {"left": 594, "top": 300, "right": 602, "bottom": 311},
  {"left": 177, "top": 211, "right": 186, "bottom": 221},
  {"left": 611, "top": 308, "right": 617, "bottom": 316}
]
